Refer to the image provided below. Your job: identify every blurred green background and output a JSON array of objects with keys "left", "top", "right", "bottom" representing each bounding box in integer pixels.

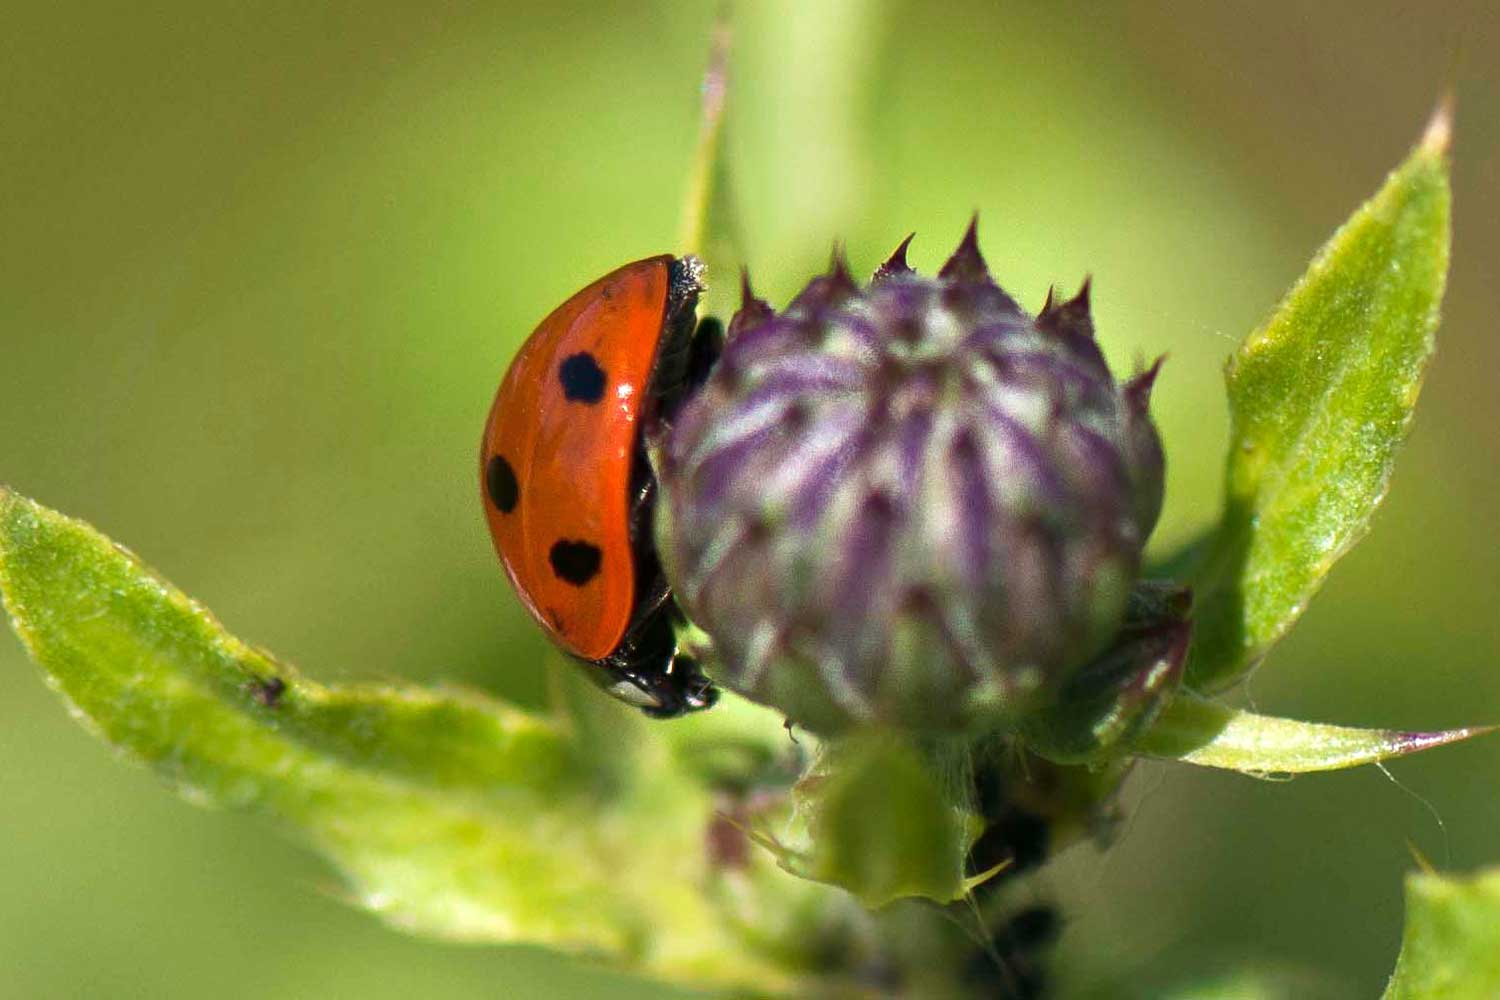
[{"left": 2, "top": 2, "right": 1497, "bottom": 996}]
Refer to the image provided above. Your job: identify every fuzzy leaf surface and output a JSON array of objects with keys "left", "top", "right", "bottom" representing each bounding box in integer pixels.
[
  {"left": 0, "top": 488, "right": 809, "bottom": 990},
  {"left": 1384, "top": 868, "right": 1500, "bottom": 999},
  {"left": 1187, "top": 106, "right": 1451, "bottom": 689},
  {"left": 677, "top": 12, "right": 744, "bottom": 320},
  {"left": 1140, "top": 693, "right": 1490, "bottom": 775}
]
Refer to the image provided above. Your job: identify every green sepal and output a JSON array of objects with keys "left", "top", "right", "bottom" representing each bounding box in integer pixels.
[{"left": 756, "top": 731, "right": 971, "bottom": 908}]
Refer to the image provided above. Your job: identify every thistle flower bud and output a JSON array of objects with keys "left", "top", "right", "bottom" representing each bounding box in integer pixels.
[{"left": 656, "top": 222, "right": 1167, "bottom": 735}]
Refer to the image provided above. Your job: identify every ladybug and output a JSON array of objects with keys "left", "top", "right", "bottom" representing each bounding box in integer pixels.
[{"left": 480, "top": 255, "right": 722, "bottom": 718}]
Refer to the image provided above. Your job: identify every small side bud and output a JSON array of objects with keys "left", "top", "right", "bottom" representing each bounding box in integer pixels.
[{"left": 1021, "top": 584, "right": 1191, "bottom": 763}]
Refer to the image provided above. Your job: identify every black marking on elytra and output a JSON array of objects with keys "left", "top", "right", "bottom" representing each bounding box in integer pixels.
[
  {"left": 558, "top": 352, "right": 607, "bottom": 403},
  {"left": 486, "top": 454, "right": 519, "bottom": 513},
  {"left": 549, "top": 539, "right": 603, "bottom": 586},
  {"left": 248, "top": 676, "right": 286, "bottom": 708}
]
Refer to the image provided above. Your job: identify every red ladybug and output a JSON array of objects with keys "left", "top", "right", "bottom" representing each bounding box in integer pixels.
[{"left": 480, "top": 255, "right": 720, "bottom": 717}]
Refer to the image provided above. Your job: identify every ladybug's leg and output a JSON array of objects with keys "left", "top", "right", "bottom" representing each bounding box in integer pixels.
[
  {"left": 609, "top": 294, "right": 721, "bottom": 719},
  {"left": 639, "top": 653, "right": 718, "bottom": 719},
  {"left": 603, "top": 610, "right": 718, "bottom": 719},
  {"left": 612, "top": 479, "right": 713, "bottom": 717},
  {"left": 623, "top": 460, "right": 674, "bottom": 624}
]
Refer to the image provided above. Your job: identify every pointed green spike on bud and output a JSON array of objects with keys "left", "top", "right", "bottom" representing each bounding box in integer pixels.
[{"left": 655, "top": 224, "right": 1169, "bottom": 736}]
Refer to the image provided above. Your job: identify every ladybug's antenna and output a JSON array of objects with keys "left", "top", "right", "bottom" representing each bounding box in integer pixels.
[{"left": 677, "top": 7, "right": 737, "bottom": 264}]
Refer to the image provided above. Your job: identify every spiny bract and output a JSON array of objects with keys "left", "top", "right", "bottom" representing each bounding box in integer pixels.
[{"left": 655, "top": 222, "right": 1167, "bottom": 735}]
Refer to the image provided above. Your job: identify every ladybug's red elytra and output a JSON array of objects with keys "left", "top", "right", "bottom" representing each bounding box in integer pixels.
[{"left": 480, "top": 255, "right": 721, "bottom": 717}]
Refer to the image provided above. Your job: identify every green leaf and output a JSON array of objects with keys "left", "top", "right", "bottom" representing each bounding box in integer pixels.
[
  {"left": 0, "top": 487, "right": 818, "bottom": 991},
  {"left": 677, "top": 12, "right": 745, "bottom": 320},
  {"left": 1385, "top": 868, "right": 1500, "bottom": 999},
  {"left": 1187, "top": 102, "right": 1452, "bottom": 690},
  {"left": 1139, "top": 692, "right": 1491, "bottom": 775},
  {"left": 755, "top": 732, "right": 969, "bottom": 908},
  {"left": 1105, "top": 964, "right": 1338, "bottom": 1000}
]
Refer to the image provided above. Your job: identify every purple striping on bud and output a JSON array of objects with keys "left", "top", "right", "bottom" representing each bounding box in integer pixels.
[{"left": 655, "top": 222, "right": 1172, "bottom": 735}]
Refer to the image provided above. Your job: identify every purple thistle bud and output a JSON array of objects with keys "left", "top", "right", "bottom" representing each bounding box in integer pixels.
[{"left": 656, "top": 224, "right": 1169, "bottom": 735}]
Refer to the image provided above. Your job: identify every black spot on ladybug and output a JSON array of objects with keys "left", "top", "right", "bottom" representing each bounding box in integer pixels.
[
  {"left": 549, "top": 540, "right": 602, "bottom": 586},
  {"left": 248, "top": 676, "right": 286, "bottom": 708},
  {"left": 486, "top": 454, "right": 519, "bottom": 513},
  {"left": 558, "top": 352, "right": 607, "bottom": 403}
]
